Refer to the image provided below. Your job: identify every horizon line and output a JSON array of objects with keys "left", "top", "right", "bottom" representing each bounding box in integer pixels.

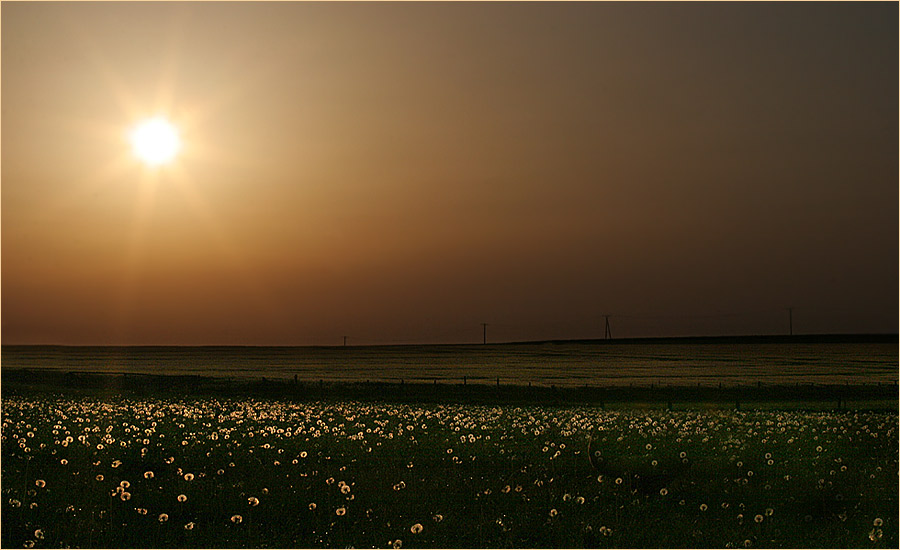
[{"left": 2, "top": 332, "right": 897, "bottom": 349}]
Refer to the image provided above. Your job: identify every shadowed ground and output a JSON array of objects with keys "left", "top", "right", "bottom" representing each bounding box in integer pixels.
[{"left": 2, "top": 368, "right": 896, "bottom": 411}]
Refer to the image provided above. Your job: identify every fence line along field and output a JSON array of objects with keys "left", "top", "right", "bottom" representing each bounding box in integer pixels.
[
  {"left": 3, "top": 338, "right": 896, "bottom": 388},
  {"left": 2, "top": 394, "right": 896, "bottom": 548}
]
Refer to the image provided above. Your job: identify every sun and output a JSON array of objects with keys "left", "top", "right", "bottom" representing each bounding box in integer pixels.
[{"left": 130, "top": 117, "right": 181, "bottom": 166}]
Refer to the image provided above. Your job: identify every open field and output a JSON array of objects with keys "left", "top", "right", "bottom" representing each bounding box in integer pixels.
[
  {"left": 3, "top": 338, "right": 896, "bottom": 547},
  {"left": 2, "top": 391, "right": 897, "bottom": 548},
  {"left": 3, "top": 336, "right": 897, "bottom": 388}
]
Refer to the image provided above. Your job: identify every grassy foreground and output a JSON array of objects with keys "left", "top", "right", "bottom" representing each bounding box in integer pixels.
[{"left": 1, "top": 392, "right": 897, "bottom": 548}]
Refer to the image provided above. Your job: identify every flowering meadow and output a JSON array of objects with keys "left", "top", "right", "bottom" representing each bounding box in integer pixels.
[{"left": 2, "top": 395, "right": 896, "bottom": 548}]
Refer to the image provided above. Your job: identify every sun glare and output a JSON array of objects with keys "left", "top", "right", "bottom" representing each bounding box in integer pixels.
[{"left": 130, "top": 117, "right": 180, "bottom": 166}]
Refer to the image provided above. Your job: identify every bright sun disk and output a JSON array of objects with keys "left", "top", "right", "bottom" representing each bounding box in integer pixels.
[{"left": 130, "top": 117, "right": 180, "bottom": 166}]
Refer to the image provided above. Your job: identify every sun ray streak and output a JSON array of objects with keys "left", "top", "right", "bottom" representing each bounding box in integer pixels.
[
  {"left": 113, "top": 169, "right": 160, "bottom": 340},
  {"left": 166, "top": 165, "right": 284, "bottom": 321}
]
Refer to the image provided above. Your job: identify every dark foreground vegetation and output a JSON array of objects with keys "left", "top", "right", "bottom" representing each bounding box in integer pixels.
[
  {"left": 2, "top": 387, "right": 897, "bottom": 549},
  {"left": 2, "top": 366, "right": 898, "bottom": 548}
]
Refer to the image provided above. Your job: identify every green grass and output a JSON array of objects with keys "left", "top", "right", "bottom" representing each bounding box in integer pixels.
[{"left": 2, "top": 394, "right": 897, "bottom": 548}]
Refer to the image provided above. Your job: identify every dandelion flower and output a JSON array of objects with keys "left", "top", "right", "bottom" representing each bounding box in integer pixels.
[
  {"left": 433, "top": 514, "right": 443, "bottom": 523},
  {"left": 144, "top": 471, "right": 154, "bottom": 479},
  {"left": 35, "top": 480, "right": 46, "bottom": 488},
  {"left": 96, "top": 474, "right": 104, "bottom": 482},
  {"left": 660, "top": 488, "right": 668, "bottom": 496},
  {"left": 34, "top": 530, "right": 44, "bottom": 540},
  {"left": 874, "top": 518, "right": 884, "bottom": 527},
  {"left": 159, "top": 513, "right": 169, "bottom": 523},
  {"left": 184, "top": 522, "right": 195, "bottom": 531},
  {"left": 341, "top": 485, "right": 351, "bottom": 495},
  {"left": 184, "top": 473, "right": 194, "bottom": 481},
  {"left": 24, "top": 541, "right": 35, "bottom": 548},
  {"left": 700, "top": 504, "right": 708, "bottom": 512},
  {"left": 549, "top": 509, "right": 558, "bottom": 517},
  {"left": 576, "top": 496, "right": 585, "bottom": 505},
  {"left": 744, "top": 539, "right": 752, "bottom": 548},
  {"left": 393, "top": 540, "right": 402, "bottom": 549},
  {"left": 177, "top": 494, "right": 188, "bottom": 503},
  {"left": 765, "top": 508, "right": 774, "bottom": 517},
  {"left": 137, "top": 508, "right": 148, "bottom": 515},
  {"left": 309, "top": 503, "right": 317, "bottom": 510},
  {"left": 248, "top": 497, "right": 259, "bottom": 506},
  {"left": 231, "top": 514, "right": 243, "bottom": 524},
  {"left": 754, "top": 514, "right": 764, "bottom": 523},
  {"left": 336, "top": 507, "right": 346, "bottom": 516},
  {"left": 410, "top": 523, "right": 424, "bottom": 534},
  {"left": 615, "top": 478, "right": 623, "bottom": 485},
  {"left": 120, "top": 492, "right": 131, "bottom": 501}
]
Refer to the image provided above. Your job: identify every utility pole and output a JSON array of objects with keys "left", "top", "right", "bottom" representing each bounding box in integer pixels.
[
  {"left": 481, "top": 323, "right": 488, "bottom": 345},
  {"left": 787, "top": 308, "right": 793, "bottom": 336},
  {"left": 343, "top": 336, "right": 347, "bottom": 347},
  {"left": 604, "top": 315, "right": 612, "bottom": 340}
]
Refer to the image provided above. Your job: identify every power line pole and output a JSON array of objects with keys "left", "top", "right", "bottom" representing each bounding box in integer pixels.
[
  {"left": 343, "top": 336, "right": 347, "bottom": 347},
  {"left": 787, "top": 307, "right": 793, "bottom": 336},
  {"left": 604, "top": 315, "right": 612, "bottom": 340},
  {"left": 481, "top": 323, "right": 488, "bottom": 345}
]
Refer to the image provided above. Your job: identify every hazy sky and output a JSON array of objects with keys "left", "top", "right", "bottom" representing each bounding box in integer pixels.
[{"left": 2, "top": 2, "right": 897, "bottom": 345}]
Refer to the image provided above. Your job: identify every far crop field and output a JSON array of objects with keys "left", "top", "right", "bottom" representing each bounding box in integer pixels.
[
  {"left": 1, "top": 395, "right": 896, "bottom": 548},
  {"left": 2, "top": 339, "right": 897, "bottom": 388}
]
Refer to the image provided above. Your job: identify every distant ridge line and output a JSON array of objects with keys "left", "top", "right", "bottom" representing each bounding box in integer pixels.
[
  {"left": 505, "top": 333, "right": 899, "bottom": 346},
  {"left": 2, "top": 333, "right": 897, "bottom": 350}
]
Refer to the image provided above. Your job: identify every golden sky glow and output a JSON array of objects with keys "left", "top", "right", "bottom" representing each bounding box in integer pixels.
[{"left": 2, "top": 2, "right": 897, "bottom": 345}]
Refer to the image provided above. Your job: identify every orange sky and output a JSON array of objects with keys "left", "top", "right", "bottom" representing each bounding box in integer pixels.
[{"left": 2, "top": 2, "right": 897, "bottom": 345}]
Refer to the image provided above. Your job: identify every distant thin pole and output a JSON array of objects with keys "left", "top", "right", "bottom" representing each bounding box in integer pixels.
[
  {"left": 787, "top": 308, "right": 793, "bottom": 336},
  {"left": 481, "top": 323, "right": 488, "bottom": 344},
  {"left": 604, "top": 315, "right": 612, "bottom": 340},
  {"left": 343, "top": 336, "right": 347, "bottom": 347}
]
